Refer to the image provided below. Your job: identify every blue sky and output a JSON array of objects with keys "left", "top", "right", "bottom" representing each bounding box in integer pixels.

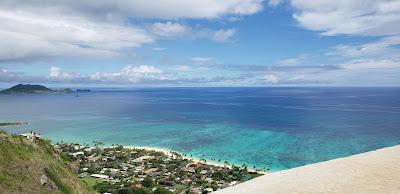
[{"left": 0, "top": 0, "right": 400, "bottom": 86}]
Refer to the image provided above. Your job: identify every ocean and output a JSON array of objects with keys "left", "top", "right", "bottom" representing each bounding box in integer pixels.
[{"left": 1, "top": 87, "right": 399, "bottom": 171}]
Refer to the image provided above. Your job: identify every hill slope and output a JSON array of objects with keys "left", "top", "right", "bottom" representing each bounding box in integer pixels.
[
  {"left": 0, "top": 84, "right": 72, "bottom": 94},
  {"left": 0, "top": 131, "right": 96, "bottom": 194}
]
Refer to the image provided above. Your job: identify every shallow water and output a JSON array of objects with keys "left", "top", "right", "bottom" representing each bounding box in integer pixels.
[{"left": 1, "top": 87, "right": 399, "bottom": 170}]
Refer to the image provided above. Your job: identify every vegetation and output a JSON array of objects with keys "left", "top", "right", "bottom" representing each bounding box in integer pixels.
[
  {"left": 0, "top": 84, "right": 73, "bottom": 94},
  {"left": 0, "top": 130, "right": 95, "bottom": 194},
  {"left": 0, "top": 122, "right": 29, "bottom": 126},
  {"left": 0, "top": 130, "right": 262, "bottom": 194},
  {"left": 57, "top": 142, "right": 263, "bottom": 194}
]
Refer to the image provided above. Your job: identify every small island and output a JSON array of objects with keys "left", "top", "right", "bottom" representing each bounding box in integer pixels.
[
  {"left": 0, "top": 84, "right": 73, "bottom": 94},
  {"left": 0, "top": 122, "right": 29, "bottom": 126},
  {"left": 76, "top": 89, "right": 92, "bottom": 92}
]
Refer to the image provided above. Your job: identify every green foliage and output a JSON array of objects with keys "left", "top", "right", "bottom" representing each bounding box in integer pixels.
[
  {"left": 93, "top": 140, "right": 105, "bottom": 147},
  {"left": 93, "top": 181, "right": 113, "bottom": 193},
  {"left": 211, "top": 171, "right": 224, "bottom": 181},
  {"left": 141, "top": 177, "right": 154, "bottom": 188},
  {"left": 113, "top": 187, "right": 151, "bottom": 194},
  {"left": 154, "top": 187, "right": 174, "bottom": 194},
  {"left": 116, "top": 145, "right": 124, "bottom": 151}
]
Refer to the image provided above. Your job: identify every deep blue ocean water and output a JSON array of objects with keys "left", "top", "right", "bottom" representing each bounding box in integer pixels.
[{"left": 1, "top": 87, "right": 399, "bottom": 170}]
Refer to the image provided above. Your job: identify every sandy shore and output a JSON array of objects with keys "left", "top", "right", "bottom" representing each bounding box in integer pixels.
[
  {"left": 214, "top": 145, "right": 400, "bottom": 194},
  {"left": 122, "top": 145, "right": 265, "bottom": 174},
  {"left": 124, "top": 145, "right": 227, "bottom": 167}
]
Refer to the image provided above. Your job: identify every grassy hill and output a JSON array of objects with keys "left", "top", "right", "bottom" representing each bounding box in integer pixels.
[
  {"left": 0, "top": 130, "right": 96, "bottom": 194},
  {"left": 0, "top": 84, "right": 73, "bottom": 94}
]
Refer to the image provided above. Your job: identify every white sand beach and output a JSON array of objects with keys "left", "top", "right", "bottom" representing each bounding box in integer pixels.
[
  {"left": 214, "top": 145, "right": 400, "bottom": 194},
  {"left": 123, "top": 145, "right": 251, "bottom": 171}
]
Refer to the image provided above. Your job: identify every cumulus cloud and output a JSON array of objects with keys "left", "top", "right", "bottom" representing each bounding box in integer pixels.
[
  {"left": 150, "top": 22, "right": 237, "bottom": 42},
  {"left": 90, "top": 65, "right": 163, "bottom": 83},
  {"left": 0, "top": 1, "right": 253, "bottom": 62},
  {"left": 0, "top": 0, "right": 264, "bottom": 20},
  {"left": 0, "top": 9, "right": 153, "bottom": 62},
  {"left": 290, "top": 0, "right": 400, "bottom": 36},
  {"left": 151, "top": 22, "right": 190, "bottom": 37},
  {"left": 49, "top": 67, "right": 61, "bottom": 78},
  {"left": 212, "top": 29, "right": 236, "bottom": 42}
]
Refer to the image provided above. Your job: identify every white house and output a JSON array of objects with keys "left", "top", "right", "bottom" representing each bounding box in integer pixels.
[{"left": 91, "top": 174, "right": 110, "bottom": 179}]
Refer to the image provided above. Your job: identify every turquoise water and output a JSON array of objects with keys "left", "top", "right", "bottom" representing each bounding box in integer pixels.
[{"left": 1, "top": 87, "right": 399, "bottom": 170}]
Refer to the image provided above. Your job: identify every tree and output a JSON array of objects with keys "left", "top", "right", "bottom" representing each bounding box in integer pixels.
[
  {"left": 93, "top": 140, "right": 105, "bottom": 147},
  {"left": 141, "top": 177, "right": 154, "bottom": 188},
  {"left": 93, "top": 182, "right": 112, "bottom": 193}
]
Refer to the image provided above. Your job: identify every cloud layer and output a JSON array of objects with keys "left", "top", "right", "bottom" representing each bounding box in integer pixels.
[
  {"left": 0, "top": 1, "right": 252, "bottom": 62},
  {"left": 0, "top": 0, "right": 264, "bottom": 20},
  {"left": 291, "top": 0, "right": 400, "bottom": 36}
]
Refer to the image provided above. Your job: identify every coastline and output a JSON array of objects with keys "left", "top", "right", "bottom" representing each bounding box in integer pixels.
[{"left": 117, "top": 145, "right": 266, "bottom": 174}]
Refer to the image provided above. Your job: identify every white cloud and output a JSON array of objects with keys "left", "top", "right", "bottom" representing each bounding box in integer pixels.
[
  {"left": 191, "top": 57, "right": 212, "bottom": 62},
  {"left": 172, "top": 65, "right": 191, "bottom": 72},
  {"left": 290, "top": 0, "right": 400, "bottom": 36},
  {"left": 340, "top": 59, "right": 400, "bottom": 70},
  {"left": 150, "top": 22, "right": 236, "bottom": 42},
  {"left": 122, "top": 65, "right": 162, "bottom": 74},
  {"left": 0, "top": 9, "right": 153, "bottom": 62},
  {"left": 268, "top": 0, "right": 282, "bottom": 7},
  {"left": 49, "top": 66, "right": 61, "bottom": 77},
  {"left": 263, "top": 74, "right": 279, "bottom": 83},
  {"left": 90, "top": 65, "right": 164, "bottom": 83},
  {"left": 151, "top": 22, "right": 190, "bottom": 37},
  {"left": 327, "top": 35, "right": 400, "bottom": 70},
  {"left": 0, "top": 0, "right": 264, "bottom": 20},
  {"left": 328, "top": 35, "right": 400, "bottom": 59},
  {"left": 276, "top": 54, "right": 307, "bottom": 66},
  {"left": 212, "top": 29, "right": 236, "bottom": 42},
  {"left": 153, "top": 47, "right": 167, "bottom": 51},
  {"left": 48, "top": 66, "right": 84, "bottom": 81},
  {"left": 0, "top": 1, "right": 260, "bottom": 62}
]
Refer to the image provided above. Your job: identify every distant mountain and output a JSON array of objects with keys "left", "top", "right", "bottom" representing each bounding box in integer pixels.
[{"left": 0, "top": 84, "right": 72, "bottom": 94}]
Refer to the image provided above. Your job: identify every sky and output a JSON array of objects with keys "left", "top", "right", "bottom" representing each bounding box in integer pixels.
[{"left": 0, "top": 0, "right": 400, "bottom": 87}]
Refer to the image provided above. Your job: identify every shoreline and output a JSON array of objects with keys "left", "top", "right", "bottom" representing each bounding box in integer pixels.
[{"left": 112, "top": 145, "right": 266, "bottom": 174}]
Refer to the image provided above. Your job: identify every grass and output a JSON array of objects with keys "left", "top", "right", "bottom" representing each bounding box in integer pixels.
[
  {"left": 45, "top": 167, "right": 72, "bottom": 194},
  {"left": 0, "top": 130, "right": 96, "bottom": 194},
  {"left": 81, "top": 176, "right": 104, "bottom": 188}
]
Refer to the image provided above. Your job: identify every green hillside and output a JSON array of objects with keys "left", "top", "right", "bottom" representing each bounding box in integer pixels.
[
  {"left": 0, "top": 84, "right": 73, "bottom": 94},
  {"left": 0, "top": 130, "right": 96, "bottom": 194}
]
